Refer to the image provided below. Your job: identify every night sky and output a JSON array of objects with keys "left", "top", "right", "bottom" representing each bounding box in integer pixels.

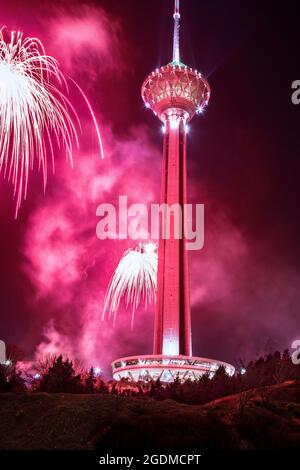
[{"left": 0, "top": 0, "right": 300, "bottom": 375}]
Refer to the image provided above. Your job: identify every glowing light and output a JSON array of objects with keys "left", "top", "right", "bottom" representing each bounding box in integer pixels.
[
  {"left": 4, "top": 359, "right": 12, "bottom": 366},
  {"left": 94, "top": 367, "right": 102, "bottom": 376},
  {"left": 0, "top": 28, "right": 103, "bottom": 216},
  {"left": 145, "top": 102, "right": 150, "bottom": 109},
  {"left": 169, "top": 116, "right": 179, "bottom": 129},
  {"left": 240, "top": 367, "right": 246, "bottom": 375},
  {"left": 196, "top": 106, "right": 204, "bottom": 115},
  {"left": 162, "top": 125, "right": 166, "bottom": 133},
  {"left": 184, "top": 124, "right": 189, "bottom": 134},
  {"left": 33, "top": 373, "right": 41, "bottom": 379},
  {"left": 103, "top": 242, "right": 158, "bottom": 327},
  {"left": 163, "top": 336, "right": 178, "bottom": 355}
]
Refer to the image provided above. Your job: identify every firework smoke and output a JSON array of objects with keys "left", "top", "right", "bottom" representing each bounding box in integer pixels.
[
  {"left": 103, "top": 242, "right": 158, "bottom": 327},
  {"left": 0, "top": 28, "right": 103, "bottom": 216}
]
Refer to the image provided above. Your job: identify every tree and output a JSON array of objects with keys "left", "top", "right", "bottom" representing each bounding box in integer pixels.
[
  {"left": 8, "top": 369, "right": 26, "bottom": 392},
  {"left": 85, "top": 368, "right": 96, "bottom": 394},
  {"left": 37, "top": 355, "right": 83, "bottom": 393},
  {"left": 210, "top": 366, "right": 233, "bottom": 399},
  {"left": 0, "top": 363, "right": 26, "bottom": 393},
  {"left": 97, "top": 379, "right": 109, "bottom": 394},
  {"left": 0, "top": 365, "right": 9, "bottom": 392},
  {"left": 149, "top": 378, "right": 163, "bottom": 398}
]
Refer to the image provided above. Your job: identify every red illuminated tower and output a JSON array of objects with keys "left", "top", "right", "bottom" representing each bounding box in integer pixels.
[
  {"left": 142, "top": 0, "right": 209, "bottom": 358},
  {"left": 112, "top": 0, "right": 235, "bottom": 381}
]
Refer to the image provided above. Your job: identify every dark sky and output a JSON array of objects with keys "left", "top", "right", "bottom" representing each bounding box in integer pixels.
[{"left": 0, "top": 0, "right": 300, "bottom": 373}]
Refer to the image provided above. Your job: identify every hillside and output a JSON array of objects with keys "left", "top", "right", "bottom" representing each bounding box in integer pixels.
[{"left": 0, "top": 380, "right": 299, "bottom": 450}]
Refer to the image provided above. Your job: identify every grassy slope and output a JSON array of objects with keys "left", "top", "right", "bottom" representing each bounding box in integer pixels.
[{"left": 0, "top": 381, "right": 300, "bottom": 450}]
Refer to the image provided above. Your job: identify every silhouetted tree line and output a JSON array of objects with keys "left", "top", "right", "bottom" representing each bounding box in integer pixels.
[
  {"left": 0, "top": 362, "right": 26, "bottom": 393},
  {"left": 151, "top": 349, "right": 300, "bottom": 405},
  {"left": 0, "top": 350, "right": 299, "bottom": 404},
  {"left": 34, "top": 356, "right": 110, "bottom": 394}
]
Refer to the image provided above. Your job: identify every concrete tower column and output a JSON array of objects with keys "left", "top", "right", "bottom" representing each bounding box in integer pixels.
[{"left": 154, "top": 114, "right": 191, "bottom": 356}]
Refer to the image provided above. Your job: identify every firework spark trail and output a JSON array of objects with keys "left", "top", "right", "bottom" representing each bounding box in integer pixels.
[
  {"left": 103, "top": 242, "right": 158, "bottom": 328},
  {"left": 0, "top": 28, "right": 103, "bottom": 216}
]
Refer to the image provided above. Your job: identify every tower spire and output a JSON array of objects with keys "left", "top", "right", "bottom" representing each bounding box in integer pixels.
[{"left": 172, "top": 0, "right": 180, "bottom": 63}]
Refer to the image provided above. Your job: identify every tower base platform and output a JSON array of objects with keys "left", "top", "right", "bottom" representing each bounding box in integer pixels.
[{"left": 112, "top": 354, "right": 235, "bottom": 383}]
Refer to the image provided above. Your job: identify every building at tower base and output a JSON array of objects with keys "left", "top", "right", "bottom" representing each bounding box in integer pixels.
[{"left": 112, "top": 355, "right": 235, "bottom": 382}]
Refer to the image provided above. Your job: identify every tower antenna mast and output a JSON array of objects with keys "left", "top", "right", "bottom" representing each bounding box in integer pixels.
[{"left": 173, "top": 0, "right": 181, "bottom": 63}]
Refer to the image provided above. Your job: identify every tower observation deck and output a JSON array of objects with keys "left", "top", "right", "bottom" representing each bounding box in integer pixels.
[{"left": 112, "top": 0, "right": 235, "bottom": 382}]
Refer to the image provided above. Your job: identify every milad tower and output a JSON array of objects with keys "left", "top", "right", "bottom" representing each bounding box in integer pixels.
[{"left": 112, "top": 0, "right": 235, "bottom": 382}]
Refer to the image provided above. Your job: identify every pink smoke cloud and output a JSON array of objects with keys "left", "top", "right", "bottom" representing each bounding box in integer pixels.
[
  {"left": 23, "top": 205, "right": 85, "bottom": 301},
  {"left": 22, "top": 121, "right": 161, "bottom": 373},
  {"left": 35, "top": 319, "right": 75, "bottom": 358},
  {"left": 45, "top": 4, "right": 124, "bottom": 79}
]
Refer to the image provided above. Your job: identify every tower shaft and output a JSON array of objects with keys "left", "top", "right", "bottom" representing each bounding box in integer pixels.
[{"left": 154, "top": 115, "right": 191, "bottom": 356}]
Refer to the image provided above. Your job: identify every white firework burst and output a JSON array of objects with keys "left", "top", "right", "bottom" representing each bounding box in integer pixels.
[
  {"left": 103, "top": 242, "right": 158, "bottom": 327},
  {"left": 0, "top": 27, "right": 103, "bottom": 216}
]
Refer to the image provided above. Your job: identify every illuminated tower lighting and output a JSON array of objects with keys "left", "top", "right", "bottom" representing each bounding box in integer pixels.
[{"left": 112, "top": 0, "right": 235, "bottom": 382}]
